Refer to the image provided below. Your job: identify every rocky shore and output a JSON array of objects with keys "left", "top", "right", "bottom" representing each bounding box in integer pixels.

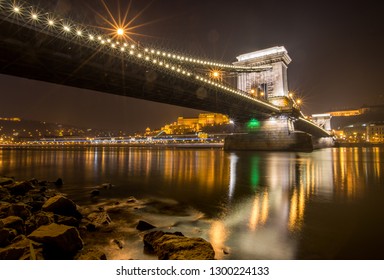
[{"left": 0, "top": 177, "right": 215, "bottom": 260}]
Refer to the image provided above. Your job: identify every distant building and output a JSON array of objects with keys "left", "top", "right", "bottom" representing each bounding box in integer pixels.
[
  {"left": 0, "top": 117, "right": 21, "bottom": 121},
  {"left": 326, "top": 109, "right": 362, "bottom": 117},
  {"left": 366, "top": 122, "right": 384, "bottom": 143},
  {"left": 160, "top": 113, "right": 230, "bottom": 135}
]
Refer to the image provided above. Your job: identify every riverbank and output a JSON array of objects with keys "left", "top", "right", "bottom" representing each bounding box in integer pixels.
[
  {"left": 0, "top": 177, "right": 216, "bottom": 260},
  {"left": 335, "top": 142, "right": 384, "bottom": 148},
  {"left": 0, "top": 142, "right": 224, "bottom": 149}
]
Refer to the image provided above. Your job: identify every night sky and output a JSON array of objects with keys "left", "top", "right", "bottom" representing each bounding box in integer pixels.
[{"left": 1, "top": 0, "right": 383, "bottom": 132}]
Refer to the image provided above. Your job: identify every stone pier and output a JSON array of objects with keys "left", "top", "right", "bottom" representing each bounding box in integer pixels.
[{"left": 224, "top": 117, "right": 314, "bottom": 152}]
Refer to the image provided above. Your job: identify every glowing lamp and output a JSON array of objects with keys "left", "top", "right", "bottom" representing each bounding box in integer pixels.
[{"left": 117, "top": 28, "right": 124, "bottom": 36}]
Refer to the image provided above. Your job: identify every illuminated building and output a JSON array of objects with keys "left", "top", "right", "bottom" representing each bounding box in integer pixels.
[
  {"left": 0, "top": 117, "right": 21, "bottom": 121},
  {"left": 366, "top": 122, "right": 384, "bottom": 143},
  {"left": 326, "top": 109, "right": 362, "bottom": 117},
  {"left": 160, "top": 113, "right": 230, "bottom": 135}
]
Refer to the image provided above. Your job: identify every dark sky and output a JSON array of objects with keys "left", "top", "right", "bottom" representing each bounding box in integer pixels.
[{"left": 1, "top": 0, "right": 383, "bottom": 132}]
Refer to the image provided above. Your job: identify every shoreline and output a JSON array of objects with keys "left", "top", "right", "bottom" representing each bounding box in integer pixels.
[
  {"left": 0, "top": 177, "right": 216, "bottom": 260},
  {"left": 0, "top": 143, "right": 224, "bottom": 149},
  {"left": 335, "top": 142, "right": 384, "bottom": 148}
]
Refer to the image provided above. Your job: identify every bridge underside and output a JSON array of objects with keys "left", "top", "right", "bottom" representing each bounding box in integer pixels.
[{"left": 0, "top": 19, "right": 276, "bottom": 122}]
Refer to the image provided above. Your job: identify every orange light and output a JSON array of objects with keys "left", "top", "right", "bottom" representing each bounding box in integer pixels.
[
  {"left": 117, "top": 28, "right": 125, "bottom": 36},
  {"left": 212, "top": 71, "right": 220, "bottom": 78}
]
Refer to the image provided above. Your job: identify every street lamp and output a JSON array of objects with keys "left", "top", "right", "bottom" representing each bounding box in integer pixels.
[
  {"left": 211, "top": 70, "right": 220, "bottom": 79},
  {"left": 116, "top": 28, "right": 125, "bottom": 36}
]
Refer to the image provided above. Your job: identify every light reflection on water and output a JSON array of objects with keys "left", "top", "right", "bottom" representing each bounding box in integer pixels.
[{"left": 0, "top": 146, "right": 383, "bottom": 259}]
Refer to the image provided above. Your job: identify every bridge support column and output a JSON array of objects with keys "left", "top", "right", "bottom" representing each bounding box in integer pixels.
[{"left": 224, "top": 118, "right": 313, "bottom": 152}]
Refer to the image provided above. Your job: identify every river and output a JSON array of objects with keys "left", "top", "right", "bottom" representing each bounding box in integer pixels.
[{"left": 1, "top": 146, "right": 383, "bottom": 260}]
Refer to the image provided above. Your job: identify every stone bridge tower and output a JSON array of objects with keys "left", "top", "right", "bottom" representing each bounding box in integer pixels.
[{"left": 233, "top": 46, "right": 291, "bottom": 106}]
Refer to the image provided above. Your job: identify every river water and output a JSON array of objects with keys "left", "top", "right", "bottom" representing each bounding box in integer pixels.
[{"left": 1, "top": 146, "right": 384, "bottom": 260}]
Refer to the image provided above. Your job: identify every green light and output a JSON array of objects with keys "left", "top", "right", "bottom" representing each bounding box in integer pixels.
[{"left": 247, "top": 118, "right": 261, "bottom": 131}]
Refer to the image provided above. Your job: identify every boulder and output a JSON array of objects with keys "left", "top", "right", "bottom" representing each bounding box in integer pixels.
[
  {"left": 101, "top": 183, "right": 113, "bottom": 189},
  {"left": 87, "top": 211, "right": 112, "bottom": 228},
  {"left": 54, "top": 178, "right": 63, "bottom": 186},
  {"left": 25, "top": 211, "right": 55, "bottom": 235},
  {"left": 0, "top": 235, "right": 44, "bottom": 260},
  {"left": 136, "top": 220, "right": 156, "bottom": 231},
  {"left": 75, "top": 248, "right": 107, "bottom": 260},
  {"left": 90, "top": 189, "right": 100, "bottom": 197},
  {"left": 42, "top": 195, "right": 82, "bottom": 219},
  {"left": 9, "top": 203, "right": 32, "bottom": 220},
  {"left": 143, "top": 231, "right": 215, "bottom": 260},
  {"left": 28, "top": 178, "right": 39, "bottom": 187},
  {"left": 0, "top": 202, "right": 11, "bottom": 218},
  {"left": 6, "top": 181, "right": 34, "bottom": 196},
  {"left": 28, "top": 223, "right": 83, "bottom": 259},
  {"left": 0, "top": 186, "right": 11, "bottom": 200},
  {"left": 0, "top": 177, "right": 14, "bottom": 186},
  {"left": 55, "top": 215, "right": 79, "bottom": 227},
  {"left": 0, "top": 228, "right": 10, "bottom": 246},
  {"left": 1, "top": 216, "right": 24, "bottom": 234}
]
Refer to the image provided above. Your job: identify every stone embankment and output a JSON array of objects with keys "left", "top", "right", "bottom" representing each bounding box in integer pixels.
[{"left": 0, "top": 177, "right": 215, "bottom": 260}]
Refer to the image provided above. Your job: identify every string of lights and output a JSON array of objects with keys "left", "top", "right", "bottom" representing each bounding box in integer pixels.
[{"left": 0, "top": 0, "right": 280, "bottom": 112}]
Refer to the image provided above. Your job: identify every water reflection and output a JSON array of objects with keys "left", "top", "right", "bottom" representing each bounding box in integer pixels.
[
  {"left": 0, "top": 147, "right": 383, "bottom": 259},
  {"left": 213, "top": 147, "right": 383, "bottom": 259}
]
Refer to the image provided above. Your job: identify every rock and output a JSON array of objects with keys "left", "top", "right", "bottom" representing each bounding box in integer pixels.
[
  {"left": 143, "top": 231, "right": 215, "bottom": 260},
  {"left": 28, "top": 223, "right": 83, "bottom": 259},
  {"left": 0, "top": 235, "right": 44, "bottom": 260},
  {"left": 42, "top": 195, "right": 82, "bottom": 219},
  {"left": 101, "top": 183, "right": 113, "bottom": 189},
  {"left": 0, "top": 228, "right": 10, "bottom": 246},
  {"left": 25, "top": 193, "right": 48, "bottom": 212},
  {"left": 28, "top": 178, "right": 39, "bottom": 187},
  {"left": 85, "top": 222, "right": 96, "bottom": 232},
  {"left": 90, "top": 189, "right": 100, "bottom": 197},
  {"left": 54, "top": 178, "right": 63, "bottom": 186},
  {"left": 55, "top": 215, "right": 79, "bottom": 227},
  {"left": 0, "top": 187, "right": 11, "bottom": 200},
  {"left": 7, "top": 228, "right": 18, "bottom": 242},
  {"left": 0, "top": 202, "right": 11, "bottom": 218},
  {"left": 0, "top": 177, "right": 14, "bottom": 186},
  {"left": 6, "top": 181, "right": 34, "bottom": 196},
  {"left": 87, "top": 211, "right": 112, "bottom": 228},
  {"left": 136, "top": 220, "right": 156, "bottom": 231},
  {"left": 25, "top": 211, "right": 55, "bottom": 235},
  {"left": 38, "top": 181, "right": 48, "bottom": 187},
  {"left": 1, "top": 216, "right": 24, "bottom": 234},
  {"left": 75, "top": 248, "right": 107, "bottom": 260},
  {"left": 0, "top": 220, "right": 3, "bottom": 229},
  {"left": 9, "top": 203, "right": 32, "bottom": 220}
]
